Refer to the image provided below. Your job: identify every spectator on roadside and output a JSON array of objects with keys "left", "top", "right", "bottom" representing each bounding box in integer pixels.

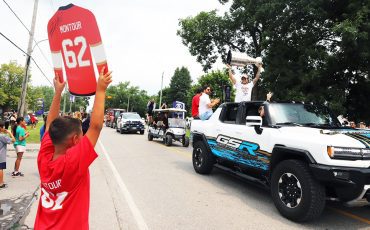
[
  {"left": 30, "top": 113, "right": 37, "bottom": 129},
  {"left": 74, "top": 111, "right": 82, "bottom": 122},
  {"left": 226, "top": 63, "right": 263, "bottom": 102},
  {"left": 161, "top": 103, "right": 167, "bottom": 109},
  {"left": 191, "top": 87, "right": 203, "bottom": 119},
  {"left": 10, "top": 113, "right": 17, "bottom": 127},
  {"left": 147, "top": 99, "right": 156, "bottom": 124},
  {"left": 34, "top": 67, "right": 112, "bottom": 229},
  {"left": 12, "top": 117, "right": 29, "bottom": 177},
  {"left": 82, "top": 113, "right": 91, "bottom": 135},
  {"left": 359, "top": 122, "right": 366, "bottom": 129},
  {"left": 4, "top": 112, "right": 10, "bottom": 130},
  {"left": 0, "top": 121, "right": 16, "bottom": 189},
  {"left": 40, "top": 115, "right": 47, "bottom": 141},
  {"left": 199, "top": 86, "right": 220, "bottom": 120},
  {"left": 349, "top": 121, "right": 356, "bottom": 128}
]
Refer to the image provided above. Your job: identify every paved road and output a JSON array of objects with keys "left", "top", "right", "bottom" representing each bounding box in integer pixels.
[{"left": 95, "top": 127, "right": 370, "bottom": 230}]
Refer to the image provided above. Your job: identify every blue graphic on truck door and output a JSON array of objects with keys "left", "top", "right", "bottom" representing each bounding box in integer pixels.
[{"left": 207, "top": 135, "right": 270, "bottom": 171}]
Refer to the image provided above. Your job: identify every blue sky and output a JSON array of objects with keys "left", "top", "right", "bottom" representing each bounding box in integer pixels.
[{"left": 0, "top": 0, "right": 229, "bottom": 95}]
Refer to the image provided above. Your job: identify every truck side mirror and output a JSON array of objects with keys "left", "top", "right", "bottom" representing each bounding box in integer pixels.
[
  {"left": 246, "top": 116, "right": 262, "bottom": 126},
  {"left": 246, "top": 116, "right": 263, "bottom": 135}
]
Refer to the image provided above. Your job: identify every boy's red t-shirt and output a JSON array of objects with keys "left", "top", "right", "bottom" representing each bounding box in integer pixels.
[{"left": 34, "top": 132, "right": 97, "bottom": 230}]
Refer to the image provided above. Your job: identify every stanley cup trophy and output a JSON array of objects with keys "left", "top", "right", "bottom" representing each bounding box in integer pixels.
[{"left": 226, "top": 50, "right": 264, "bottom": 72}]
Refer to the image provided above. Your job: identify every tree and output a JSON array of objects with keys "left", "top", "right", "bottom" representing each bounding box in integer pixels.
[
  {"left": 0, "top": 61, "right": 24, "bottom": 112},
  {"left": 167, "top": 67, "right": 192, "bottom": 107},
  {"left": 105, "top": 82, "right": 150, "bottom": 117},
  {"left": 60, "top": 91, "right": 90, "bottom": 113},
  {"left": 195, "top": 70, "right": 234, "bottom": 104},
  {"left": 178, "top": 0, "right": 369, "bottom": 122},
  {"left": 27, "top": 86, "right": 54, "bottom": 113}
]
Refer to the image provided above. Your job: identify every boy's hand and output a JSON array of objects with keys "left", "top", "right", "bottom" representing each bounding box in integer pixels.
[
  {"left": 54, "top": 74, "right": 66, "bottom": 94},
  {"left": 97, "top": 67, "right": 113, "bottom": 91}
]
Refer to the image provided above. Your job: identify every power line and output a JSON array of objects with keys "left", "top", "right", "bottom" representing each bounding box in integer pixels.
[
  {"left": 0, "top": 31, "right": 53, "bottom": 86},
  {"left": 31, "top": 57, "right": 53, "bottom": 86},
  {"left": 3, "top": 0, "right": 53, "bottom": 69},
  {"left": 2, "top": 0, "right": 30, "bottom": 32},
  {"left": 0, "top": 32, "right": 27, "bottom": 55}
]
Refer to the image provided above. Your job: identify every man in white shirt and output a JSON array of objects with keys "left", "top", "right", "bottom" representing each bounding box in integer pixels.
[
  {"left": 199, "top": 86, "right": 220, "bottom": 120},
  {"left": 227, "top": 63, "right": 263, "bottom": 102}
]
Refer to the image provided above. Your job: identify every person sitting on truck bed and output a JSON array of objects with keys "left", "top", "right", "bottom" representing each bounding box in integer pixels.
[{"left": 199, "top": 86, "right": 220, "bottom": 120}]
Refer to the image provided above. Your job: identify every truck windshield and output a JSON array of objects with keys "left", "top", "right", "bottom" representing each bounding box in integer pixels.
[
  {"left": 122, "top": 113, "right": 141, "bottom": 119},
  {"left": 268, "top": 103, "right": 341, "bottom": 127}
]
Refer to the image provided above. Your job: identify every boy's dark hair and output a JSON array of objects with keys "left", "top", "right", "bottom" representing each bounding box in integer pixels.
[
  {"left": 49, "top": 117, "right": 82, "bottom": 145},
  {"left": 196, "top": 87, "right": 203, "bottom": 94},
  {"left": 0, "top": 121, "right": 4, "bottom": 128}
]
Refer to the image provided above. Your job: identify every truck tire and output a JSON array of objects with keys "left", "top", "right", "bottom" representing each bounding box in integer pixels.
[
  {"left": 182, "top": 136, "right": 190, "bottom": 147},
  {"left": 120, "top": 128, "right": 124, "bottom": 134},
  {"left": 270, "top": 159, "right": 325, "bottom": 222},
  {"left": 192, "top": 141, "right": 214, "bottom": 174},
  {"left": 148, "top": 133, "right": 153, "bottom": 141},
  {"left": 165, "top": 134, "right": 172, "bottom": 146},
  {"left": 140, "top": 130, "right": 144, "bottom": 135}
]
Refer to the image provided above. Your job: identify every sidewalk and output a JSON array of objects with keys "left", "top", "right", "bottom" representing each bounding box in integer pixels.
[{"left": 0, "top": 144, "right": 40, "bottom": 230}]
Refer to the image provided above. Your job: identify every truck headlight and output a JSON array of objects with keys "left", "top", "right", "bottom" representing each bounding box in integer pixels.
[{"left": 327, "top": 146, "right": 370, "bottom": 160}]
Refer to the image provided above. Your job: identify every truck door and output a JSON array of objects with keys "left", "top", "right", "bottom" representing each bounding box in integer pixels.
[{"left": 231, "top": 103, "right": 272, "bottom": 172}]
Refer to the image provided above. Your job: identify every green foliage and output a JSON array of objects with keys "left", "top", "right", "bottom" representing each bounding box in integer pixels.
[
  {"left": 27, "top": 86, "right": 54, "bottom": 113},
  {"left": 0, "top": 61, "right": 24, "bottom": 111},
  {"left": 178, "top": 0, "right": 370, "bottom": 123},
  {"left": 167, "top": 67, "right": 192, "bottom": 107},
  {"left": 195, "top": 70, "right": 234, "bottom": 103},
  {"left": 60, "top": 91, "right": 90, "bottom": 113},
  {"left": 105, "top": 82, "right": 150, "bottom": 117}
]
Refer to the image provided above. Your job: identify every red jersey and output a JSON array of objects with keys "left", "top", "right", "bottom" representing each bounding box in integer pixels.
[
  {"left": 34, "top": 132, "right": 97, "bottom": 230},
  {"left": 47, "top": 4, "right": 108, "bottom": 96},
  {"left": 191, "top": 93, "right": 201, "bottom": 117}
]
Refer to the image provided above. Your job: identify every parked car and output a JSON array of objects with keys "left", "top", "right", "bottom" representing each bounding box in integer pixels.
[
  {"left": 116, "top": 112, "right": 145, "bottom": 134},
  {"left": 191, "top": 101, "right": 370, "bottom": 222}
]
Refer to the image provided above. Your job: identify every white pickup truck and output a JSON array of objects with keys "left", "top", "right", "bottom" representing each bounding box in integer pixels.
[{"left": 191, "top": 101, "right": 370, "bottom": 222}]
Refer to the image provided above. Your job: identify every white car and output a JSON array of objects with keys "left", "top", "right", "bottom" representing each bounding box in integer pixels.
[
  {"left": 116, "top": 112, "right": 145, "bottom": 134},
  {"left": 191, "top": 101, "right": 370, "bottom": 222}
]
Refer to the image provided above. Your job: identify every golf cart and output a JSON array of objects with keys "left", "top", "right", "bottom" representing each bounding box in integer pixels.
[
  {"left": 147, "top": 108, "right": 190, "bottom": 147},
  {"left": 110, "top": 108, "right": 126, "bottom": 129}
]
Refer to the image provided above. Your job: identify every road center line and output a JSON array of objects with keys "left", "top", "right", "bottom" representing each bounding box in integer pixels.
[
  {"left": 98, "top": 140, "right": 149, "bottom": 230},
  {"left": 329, "top": 207, "right": 370, "bottom": 225}
]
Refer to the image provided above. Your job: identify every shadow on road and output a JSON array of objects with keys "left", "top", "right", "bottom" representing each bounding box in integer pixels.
[{"left": 172, "top": 159, "right": 370, "bottom": 229}]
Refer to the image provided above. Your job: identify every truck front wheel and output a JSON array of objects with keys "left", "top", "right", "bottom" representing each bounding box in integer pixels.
[
  {"left": 271, "top": 159, "right": 325, "bottom": 222},
  {"left": 192, "top": 141, "right": 214, "bottom": 174}
]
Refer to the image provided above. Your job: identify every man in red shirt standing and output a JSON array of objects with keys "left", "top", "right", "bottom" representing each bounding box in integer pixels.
[
  {"left": 34, "top": 67, "right": 112, "bottom": 230},
  {"left": 191, "top": 87, "right": 203, "bottom": 119}
]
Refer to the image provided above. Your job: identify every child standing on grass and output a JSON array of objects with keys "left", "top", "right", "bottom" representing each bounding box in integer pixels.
[
  {"left": 34, "top": 67, "right": 112, "bottom": 229},
  {"left": 12, "top": 117, "right": 29, "bottom": 177},
  {"left": 0, "top": 121, "right": 16, "bottom": 189}
]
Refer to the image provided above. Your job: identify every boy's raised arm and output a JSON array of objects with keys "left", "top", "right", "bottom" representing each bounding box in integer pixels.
[
  {"left": 86, "top": 67, "right": 112, "bottom": 147},
  {"left": 46, "top": 75, "right": 66, "bottom": 132}
]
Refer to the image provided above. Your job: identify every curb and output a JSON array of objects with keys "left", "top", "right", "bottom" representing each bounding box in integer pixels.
[{"left": 0, "top": 186, "right": 39, "bottom": 230}]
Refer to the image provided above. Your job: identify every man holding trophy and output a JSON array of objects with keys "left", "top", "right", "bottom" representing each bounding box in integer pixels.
[{"left": 226, "top": 51, "right": 263, "bottom": 102}]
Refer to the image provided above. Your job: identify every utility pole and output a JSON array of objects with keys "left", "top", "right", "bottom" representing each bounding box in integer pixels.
[
  {"left": 159, "top": 72, "right": 164, "bottom": 107},
  {"left": 127, "top": 95, "right": 130, "bottom": 112},
  {"left": 18, "top": 0, "right": 39, "bottom": 116}
]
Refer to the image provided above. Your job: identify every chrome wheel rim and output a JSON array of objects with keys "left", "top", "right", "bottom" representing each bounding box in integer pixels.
[
  {"left": 194, "top": 147, "right": 203, "bottom": 168},
  {"left": 278, "top": 173, "right": 302, "bottom": 208}
]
